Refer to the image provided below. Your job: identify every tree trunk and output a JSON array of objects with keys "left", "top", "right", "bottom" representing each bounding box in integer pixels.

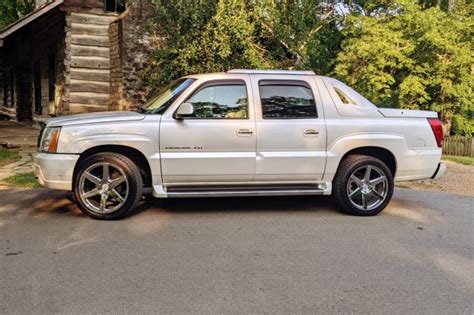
[
  {"left": 442, "top": 116, "right": 452, "bottom": 135},
  {"left": 447, "top": 0, "right": 455, "bottom": 12}
]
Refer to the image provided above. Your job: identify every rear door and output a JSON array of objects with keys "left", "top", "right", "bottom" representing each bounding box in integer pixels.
[{"left": 250, "top": 75, "right": 327, "bottom": 181}]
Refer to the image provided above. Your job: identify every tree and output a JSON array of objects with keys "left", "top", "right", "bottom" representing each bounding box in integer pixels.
[
  {"left": 148, "top": 0, "right": 273, "bottom": 87},
  {"left": 147, "top": 0, "right": 341, "bottom": 85},
  {"left": 145, "top": 0, "right": 472, "bottom": 134},
  {"left": 333, "top": 1, "right": 473, "bottom": 134},
  {"left": 333, "top": 14, "right": 414, "bottom": 107},
  {"left": 0, "top": 0, "right": 34, "bottom": 30}
]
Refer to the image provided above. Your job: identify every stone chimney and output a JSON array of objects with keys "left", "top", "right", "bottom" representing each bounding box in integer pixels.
[{"left": 35, "top": 0, "right": 51, "bottom": 9}]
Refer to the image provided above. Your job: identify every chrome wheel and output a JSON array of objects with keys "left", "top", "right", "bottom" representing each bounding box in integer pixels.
[
  {"left": 78, "top": 162, "right": 129, "bottom": 214},
  {"left": 346, "top": 165, "right": 389, "bottom": 211}
]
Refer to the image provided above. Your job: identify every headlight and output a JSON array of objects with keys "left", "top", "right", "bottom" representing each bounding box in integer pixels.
[{"left": 39, "top": 127, "right": 61, "bottom": 153}]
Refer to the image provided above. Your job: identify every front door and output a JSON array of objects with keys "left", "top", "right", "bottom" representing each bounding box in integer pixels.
[
  {"left": 250, "top": 75, "right": 327, "bottom": 181},
  {"left": 159, "top": 78, "right": 256, "bottom": 184}
]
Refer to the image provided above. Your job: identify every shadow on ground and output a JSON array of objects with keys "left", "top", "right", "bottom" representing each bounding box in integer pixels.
[{"left": 0, "top": 187, "right": 339, "bottom": 221}]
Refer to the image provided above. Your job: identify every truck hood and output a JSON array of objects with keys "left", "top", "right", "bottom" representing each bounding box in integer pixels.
[
  {"left": 378, "top": 108, "right": 438, "bottom": 118},
  {"left": 46, "top": 111, "right": 146, "bottom": 127}
]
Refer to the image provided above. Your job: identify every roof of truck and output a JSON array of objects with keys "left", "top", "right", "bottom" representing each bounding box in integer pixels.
[
  {"left": 184, "top": 69, "right": 320, "bottom": 80},
  {"left": 227, "top": 69, "right": 316, "bottom": 76}
]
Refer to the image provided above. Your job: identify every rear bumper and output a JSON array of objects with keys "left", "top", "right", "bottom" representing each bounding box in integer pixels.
[
  {"left": 431, "top": 162, "right": 447, "bottom": 180},
  {"left": 32, "top": 152, "right": 79, "bottom": 190}
]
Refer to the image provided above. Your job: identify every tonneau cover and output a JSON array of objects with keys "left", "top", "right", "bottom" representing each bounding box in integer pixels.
[{"left": 378, "top": 108, "right": 438, "bottom": 118}]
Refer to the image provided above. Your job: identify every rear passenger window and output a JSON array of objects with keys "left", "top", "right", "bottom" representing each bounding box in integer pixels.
[
  {"left": 259, "top": 80, "right": 317, "bottom": 119},
  {"left": 334, "top": 88, "right": 355, "bottom": 105}
]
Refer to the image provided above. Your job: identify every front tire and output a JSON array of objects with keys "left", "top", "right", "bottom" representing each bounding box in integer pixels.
[
  {"left": 73, "top": 152, "right": 143, "bottom": 220},
  {"left": 333, "top": 155, "right": 394, "bottom": 216}
]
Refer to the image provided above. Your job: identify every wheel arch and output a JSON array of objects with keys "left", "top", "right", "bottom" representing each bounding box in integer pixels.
[
  {"left": 338, "top": 146, "right": 397, "bottom": 177},
  {"left": 73, "top": 145, "right": 153, "bottom": 188}
]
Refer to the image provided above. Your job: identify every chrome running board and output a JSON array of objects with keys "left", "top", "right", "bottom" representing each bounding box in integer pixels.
[
  {"left": 153, "top": 183, "right": 332, "bottom": 198},
  {"left": 166, "top": 189, "right": 325, "bottom": 198}
]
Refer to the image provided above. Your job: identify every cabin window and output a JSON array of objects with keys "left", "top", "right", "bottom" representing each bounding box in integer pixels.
[
  {"left": 34, "top": 62, "right": 42, "bottom": 115},
  {"left": 104, "top": 0, "right": 126, "bottom": 13}
]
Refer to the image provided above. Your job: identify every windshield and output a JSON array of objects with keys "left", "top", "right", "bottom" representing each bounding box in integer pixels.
[{"left": 140, "top": 78, "right": 196, "bottom": 114}]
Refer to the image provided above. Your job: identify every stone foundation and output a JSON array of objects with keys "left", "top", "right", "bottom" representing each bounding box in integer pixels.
[{"left": 120, "top": 1, "right": 157, "bottom": 110}]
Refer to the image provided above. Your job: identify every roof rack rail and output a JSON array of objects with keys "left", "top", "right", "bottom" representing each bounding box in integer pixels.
[{"left": 227, "top": 69, "right": 316, "bottom": 76}]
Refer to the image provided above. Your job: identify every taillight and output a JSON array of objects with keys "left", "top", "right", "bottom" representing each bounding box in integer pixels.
[{"left": 427, "top": 118, "right": 443, "bottom": 148}]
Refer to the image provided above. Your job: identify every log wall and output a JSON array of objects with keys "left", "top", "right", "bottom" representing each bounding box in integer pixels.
[
  {"left": 1, "top": 0, "right": 159, "bottom": 121},
  {"left": 62, "top": 0, "right": 119, "bottom": 114}
]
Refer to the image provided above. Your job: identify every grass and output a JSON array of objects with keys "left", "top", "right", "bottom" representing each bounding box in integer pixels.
[
  {"left": 2, "top": 172, "right": 41, "bottom": 189},
  {"left": 395, "top": 184, "right": 411, "bottom": 189},
  {"left": 0, "top": 148, "right": 21, "bottom": 167},
  {"left": 442, "top": 155, "right": 474, "bottom": 166}
]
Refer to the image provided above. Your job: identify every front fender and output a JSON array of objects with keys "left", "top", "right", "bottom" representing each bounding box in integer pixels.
[
  {"left": 62, "top": 134, "right": 158, "bottom": 156},
  {"left": 57, "top": 122, "right": 162, "bottom": 184},
  {"left": 57, "top": 120, "right": 160, "bottom": 156}
]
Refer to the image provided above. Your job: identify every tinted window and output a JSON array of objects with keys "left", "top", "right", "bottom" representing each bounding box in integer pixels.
[
  {"left": 334, "top": 88, "right": 355, "bottom": 105},
  {"left": 259, "top": 81, "right": 317, "bottom": 119},
  {"left": 328, "top": 78, "right": 377, "bottom": 109},
  {"left": 187, "top": 84, "right": 248, "bottom": 119}
]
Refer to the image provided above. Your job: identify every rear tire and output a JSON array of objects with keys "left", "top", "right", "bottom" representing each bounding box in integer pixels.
[
  {"left": 333, "top": 155, "right": 394, "bottom": 216},
  {"left": 73, "top": 152, "right": 143, "bottom": 220}
]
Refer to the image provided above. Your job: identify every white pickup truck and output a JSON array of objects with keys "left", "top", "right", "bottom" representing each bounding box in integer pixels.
[{"left": 33, "top": 70, "right": 446, "bottom": 220}]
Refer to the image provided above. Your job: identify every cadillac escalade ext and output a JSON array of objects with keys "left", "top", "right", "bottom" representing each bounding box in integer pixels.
[{"left": 33, "top": 70, "right": 446, "bottom": 219}]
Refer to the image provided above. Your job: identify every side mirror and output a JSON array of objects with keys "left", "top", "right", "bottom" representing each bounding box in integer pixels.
[{"left": 174, "top": 103, "right": 194, "bottom": 120}]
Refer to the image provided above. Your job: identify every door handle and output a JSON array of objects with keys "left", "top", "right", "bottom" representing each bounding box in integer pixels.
[
  {"left": 237, "top": 129, "right": 253, "bottom": 136},
  {"left": 304, "top": 129, "right": 319, "bottom": 136}
]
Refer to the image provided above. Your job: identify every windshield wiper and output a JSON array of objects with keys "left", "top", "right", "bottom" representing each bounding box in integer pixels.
[{"left": 137, "top": 107, "right": 148, "bottom": 114}]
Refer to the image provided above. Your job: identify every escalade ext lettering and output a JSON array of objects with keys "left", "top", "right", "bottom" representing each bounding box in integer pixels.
[{"left": 33, "top": 69, "right": 446, "bottom": 220}]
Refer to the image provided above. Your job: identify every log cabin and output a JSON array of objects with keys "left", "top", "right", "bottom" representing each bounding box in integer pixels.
[{"left": 0, "top": 0, "right": 155, "bottom": 124}]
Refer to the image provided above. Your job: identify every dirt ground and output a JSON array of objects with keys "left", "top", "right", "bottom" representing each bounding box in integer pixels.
[
  {"left": 0, "top": 121, "right": 39, "bottom": 148},
  {"left": 399, "top": 160, "right": 474, "bottom": 197}
]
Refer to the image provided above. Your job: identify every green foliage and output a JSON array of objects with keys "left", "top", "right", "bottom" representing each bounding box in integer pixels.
[
  {"left": 2, "top": 172, "right": 41, "bottom": 189},
  {"left": 0, "top": 148, "right": 20, "bottom": 167},
  {"left": 333, "top": 1, "right": 473, "bottom": 134},
  {"left": 148, "top": 0, "right": 273, "bottom": 87},
  {"left": 148, "top": 0, "right": 335, "bottom": 85},
  {"left": 334, "top": 14, "right": 414, "bottom": 107},
  {"left": 452, "top": 111, "right": 474, "bottom": 135},
  {"left": 442, "top": 155, "right": 474, "bottom": 166},
  {"left": 0, "top": 0, "right": 34, "bottom": 30},
  {"left": 307, "top": 22, "right": 342, "bottom": 74},
  {"left": 144, "top": 0, "right": 472, "bottom": 135}
]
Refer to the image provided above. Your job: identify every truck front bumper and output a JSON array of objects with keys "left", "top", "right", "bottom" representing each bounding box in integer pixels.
[
  {"left": 32, "top": 153, "right": 80, "bottom": 191},
  {"left": 431, "top": 162, "right": 447, "bottom": 180}
]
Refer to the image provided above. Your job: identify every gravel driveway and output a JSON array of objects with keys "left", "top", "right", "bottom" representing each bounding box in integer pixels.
[
  {"left": 1, "top": 188, "right": 472, "bottom": 314},
  {"left": 399, "top": 161, "right": 474, "bottom": 197}
]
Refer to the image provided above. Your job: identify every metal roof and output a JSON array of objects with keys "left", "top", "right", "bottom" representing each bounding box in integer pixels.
[
  {"left": 0, "top": 0, "right": 64, "bottom": 47},
  {"left": 227, "top": 69, "right": 316, "bottom": 76}
]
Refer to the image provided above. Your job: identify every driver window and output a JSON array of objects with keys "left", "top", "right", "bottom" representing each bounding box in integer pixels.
[{"left": 186, "top": 83, "right": 248, "bottom": 119}]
